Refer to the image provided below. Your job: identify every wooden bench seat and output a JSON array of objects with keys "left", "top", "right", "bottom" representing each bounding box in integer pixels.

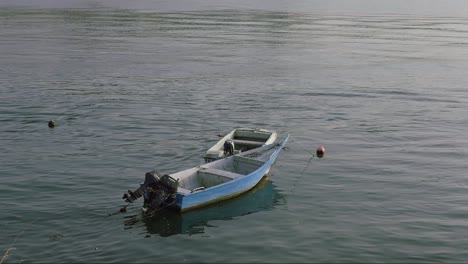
[
  {"left": 199, "top": 167, "right": 244, "bottom": 180},
  {"left": 231, "top": 139, "right": 264, "bottom": 147}
]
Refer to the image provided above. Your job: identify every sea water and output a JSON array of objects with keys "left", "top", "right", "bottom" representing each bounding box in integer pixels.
[{"left": 1, "top": 1, "right": 468, "bottom": 262}]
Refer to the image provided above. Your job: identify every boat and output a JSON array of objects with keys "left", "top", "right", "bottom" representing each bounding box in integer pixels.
[
  {"left": 121, "top": 134, "right": 289, "bottom": 214},
  {"left": 203, "top": 128, "right": 278, "bottom": 162}
]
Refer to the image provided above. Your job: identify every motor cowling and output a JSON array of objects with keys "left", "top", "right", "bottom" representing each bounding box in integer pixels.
[{"left": 122, "top": 171, "right": 161, "bottom": 203}]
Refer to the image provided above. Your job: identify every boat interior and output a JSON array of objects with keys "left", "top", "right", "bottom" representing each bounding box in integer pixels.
[
  {"left": 230, "top": 130, "right": 274, "bottom": 151},
  {"left": 174, "top": 146, "right": 274, "bottom": 194}
]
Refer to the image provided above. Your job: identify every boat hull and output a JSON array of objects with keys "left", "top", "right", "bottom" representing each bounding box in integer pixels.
[{"left": 176, "top": 135, "right": 288, "bottom": 212}]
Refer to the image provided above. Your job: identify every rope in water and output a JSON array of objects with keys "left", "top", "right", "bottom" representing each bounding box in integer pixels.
[
  {"left": 287, "top": 134, "right": 316, "bottom": 193},
  {"left": 288, "top": 134, "right": 316, "bottom": 160}
]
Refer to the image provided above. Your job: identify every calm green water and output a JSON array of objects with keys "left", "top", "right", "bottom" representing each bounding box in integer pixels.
[{"left": 1, "top": 1, "right": 468, "bottom": 263}]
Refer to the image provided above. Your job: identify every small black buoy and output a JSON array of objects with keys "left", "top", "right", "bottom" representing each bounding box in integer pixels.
[
  {"left": 316, "top": 145, "right": 325, "bottom": 158},
  {"left": 48, "top": 120, "right": 56, "bottom": 128}
]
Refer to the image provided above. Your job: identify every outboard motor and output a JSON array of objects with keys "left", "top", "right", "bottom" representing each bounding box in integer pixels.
[
  {"left": 143, "top": 173, "right": 179, "bottom": 212},
  {"left": 122, "top": 171, "right": 161, "bottom": 203},
  {"left": 122, "top": 170, "right": 179, "bottom": 214},
  {"left": 223, "top": 140, "right": 235, "bottom": 157}
]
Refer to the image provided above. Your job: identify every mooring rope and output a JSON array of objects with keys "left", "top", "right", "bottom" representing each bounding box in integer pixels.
[{"left": 287, "top": 134, "right": 316, "bottom": 193}]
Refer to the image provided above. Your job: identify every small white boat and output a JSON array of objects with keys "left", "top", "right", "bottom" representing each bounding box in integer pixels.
[
  {"left": 121, "top": 135, "right": 289, "bottom": 213},
  {"left": 203, "top": 128, "right": 278, "bottom": 162}
]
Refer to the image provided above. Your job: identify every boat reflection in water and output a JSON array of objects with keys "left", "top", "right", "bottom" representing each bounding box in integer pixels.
[{"left": 123, "top": 177, "right": 285, "bottom": 237}]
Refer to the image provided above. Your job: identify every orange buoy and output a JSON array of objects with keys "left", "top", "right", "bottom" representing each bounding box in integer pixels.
[{"left": 316, "top": 145, "right": 325, "bottom": 158}]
